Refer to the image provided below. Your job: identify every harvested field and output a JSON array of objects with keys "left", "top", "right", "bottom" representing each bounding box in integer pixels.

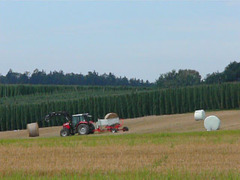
[
  {"left": 126, "top": 109, "right": 240, "bottom": 133},
  {"left": 1, "top": 130, "right": 240, "bottom": 179},
  {"left": 1, "top": 110, "right": 240, "bottom": 179},
  {"left": 0, "top": 110, "right": 240, "bottom": 139}
]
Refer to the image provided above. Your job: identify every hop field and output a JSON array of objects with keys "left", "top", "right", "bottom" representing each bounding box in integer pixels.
[{"left": 1, "top": 83, "right": 240, "bottom": 132}]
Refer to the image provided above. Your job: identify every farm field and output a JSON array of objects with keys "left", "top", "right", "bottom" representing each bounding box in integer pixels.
[
  {"left": 0, "top": 110, "right": 240, "bottom": 179},
  {"left": 1, "top": 83, "right": 240, "bottom": 131},
  {"left": 0, "top": 109, "right": 239, "bottom": 139}
]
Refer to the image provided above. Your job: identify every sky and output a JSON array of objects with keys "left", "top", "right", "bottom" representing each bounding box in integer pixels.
[{"left": 0, "top": 1, "right": 240, "bottom": 82}]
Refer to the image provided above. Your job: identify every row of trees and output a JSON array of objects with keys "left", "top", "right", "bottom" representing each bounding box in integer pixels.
[
  {"left": 1, "top": 61, "right": 240, "bottom": 88},
  {"left": 156, "top": 69, "right": 201, "bottom": 88},
  {"left": 156, "top": 61, "right": 240, "bottom": 88},
  {"left": 0, "top": 69, "right": 152, "bottom": 87},
  {"left": 205, "top": 61, "right": 240, "bottom": 84},
  {"left": 1, "top": 83, "right": 240, "bottom": 131}
]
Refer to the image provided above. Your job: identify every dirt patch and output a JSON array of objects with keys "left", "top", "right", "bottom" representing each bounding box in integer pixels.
[{"left": 0, "top": 110, "right": 239, "bottom": 139}]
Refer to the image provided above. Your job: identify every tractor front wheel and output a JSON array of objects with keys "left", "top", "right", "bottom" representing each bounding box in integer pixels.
[
  {"left": 78, "top": 124, "right": 90, "bottom": 135},
  {"left": 60, "top": 128, "right": 70, "bottom": 137}
]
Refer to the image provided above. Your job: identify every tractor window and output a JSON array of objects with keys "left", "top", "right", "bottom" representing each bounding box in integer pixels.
[
  {"left": 79, "top": 116, "right": 85, "bottom": 122},
  {"left": 72, "top": 116, "right": 80, "bottom": 127},
  {"left": 83, "top": 115, "right": 90, "bottom": 122}
]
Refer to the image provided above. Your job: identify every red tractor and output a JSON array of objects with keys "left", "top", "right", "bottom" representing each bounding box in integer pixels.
[{"left": 45, "top": 111, "right": 95, "bottom": 137}]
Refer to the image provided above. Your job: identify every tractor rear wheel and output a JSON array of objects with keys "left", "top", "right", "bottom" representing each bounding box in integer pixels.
[
  {"left": 78, "top": 124, "right": 90, "bottom": 135},
  {"left": 60, "top": 128, "right": 70, "bottom": 137}
]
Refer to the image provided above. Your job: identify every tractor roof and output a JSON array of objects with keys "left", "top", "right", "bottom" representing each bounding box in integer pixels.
[{"left": 72, "top": 113, "right": 91, "bottom": 117}]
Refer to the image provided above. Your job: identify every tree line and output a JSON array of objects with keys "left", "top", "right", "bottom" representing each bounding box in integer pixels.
[
  {"left": 205, "top": 61, "right": 240, "bottom": 84},
  {"left": 156, "top": 61, "right": 240, "bottom": 87},
  {"left": 0, "top": 69, "right": 152, "bottom": 87},
  {"left": 0, "top": 61, "right": 239, "bottom": 87}
]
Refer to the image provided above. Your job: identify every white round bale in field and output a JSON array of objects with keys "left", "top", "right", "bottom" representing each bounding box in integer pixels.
[
  {"left": 27, "top": 122, "right": 39, "bottom": 137},
  {"left": 194, "top": 110, "right": 206, "bottom": 121},
  {"left": 204, "top": 116, "right": 221, "bottom": 131},
  {"left": 104, "top": 113, "right": 119, "bottom": 119}
]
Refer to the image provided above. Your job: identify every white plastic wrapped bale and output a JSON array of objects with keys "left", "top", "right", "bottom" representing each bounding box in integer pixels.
[
  {"left": 194, "top": 110, "right": 206, "bottom": 121},
  {"left": 204, "top": 115, "right": 221, "bottom": 131},
  {"left": 27, "top": 122, "right": 39, "bottom": 137}
]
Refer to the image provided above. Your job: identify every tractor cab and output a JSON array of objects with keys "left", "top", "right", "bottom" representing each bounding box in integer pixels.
[{"left": 71, "top": 113, "right": 92, "bottom": 127}]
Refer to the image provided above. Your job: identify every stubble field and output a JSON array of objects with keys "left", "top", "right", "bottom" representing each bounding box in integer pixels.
[{"left": 0, "top": 110, "right": 240, "bottom": 179}]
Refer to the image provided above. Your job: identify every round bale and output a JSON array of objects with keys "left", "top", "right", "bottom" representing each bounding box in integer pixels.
[
  {"left": 204, "top": 115, "right": 221, "bottom": 131},
  {"left": 27, "top": 122, "right": 39, "bottom": 137},
  {"left": 194, "top": 110, "right": 206, "bottom": 121},
  {"left": 104, "top": 113, "right": 119, "bottom": 119}
]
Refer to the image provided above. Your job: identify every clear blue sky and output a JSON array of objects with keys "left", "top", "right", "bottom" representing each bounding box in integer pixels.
[{"left": 0, "top": 1, "right": 240, "bottom": 82}]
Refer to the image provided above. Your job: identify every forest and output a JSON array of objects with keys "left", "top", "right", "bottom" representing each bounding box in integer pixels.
[{"left": 0, "top": 61, "right": 239, "bottom": 87}]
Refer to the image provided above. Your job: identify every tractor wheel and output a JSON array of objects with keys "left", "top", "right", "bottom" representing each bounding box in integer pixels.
[
  {"left": 60, "top": 128, "right": 70, "bottom": 137},
  {"left": 78, "top": 124, "right": 90, "bottom": 135},
  {"left": 123, "top": 127, "right": 129, "bottom": 132},
  {"left": 89, "top": 124, "right": 95, "bottom": 134}
]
